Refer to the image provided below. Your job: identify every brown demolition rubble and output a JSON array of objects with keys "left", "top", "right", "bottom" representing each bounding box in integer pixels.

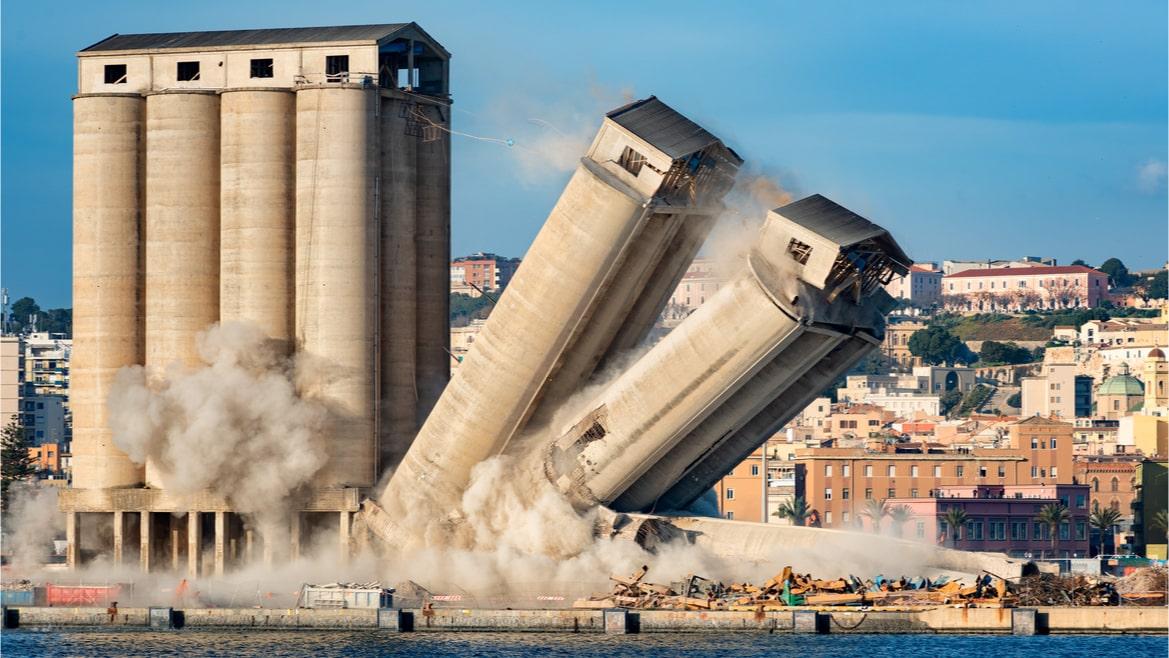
[{"left": 575, "top": 565, "right": 1169, "bottom": 610}]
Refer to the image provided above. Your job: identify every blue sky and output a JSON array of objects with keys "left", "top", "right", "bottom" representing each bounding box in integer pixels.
[{"left": 2, "top": 1, "right": 1166, "bottom": 308}]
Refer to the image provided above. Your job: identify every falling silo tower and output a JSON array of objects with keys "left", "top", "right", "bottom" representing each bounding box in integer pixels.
[
  {"left": 379, "top": 97, "right": 743, "bottom": 546},
  {"left": 61, "top": 23, "right": 452, "bottom": 574}
]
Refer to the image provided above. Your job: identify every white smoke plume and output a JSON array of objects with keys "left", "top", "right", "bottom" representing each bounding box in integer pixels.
[
  {"left": 1, "top": 482, "right": 63, "bottom": 573},
  {"left": 705, "top": 168, "right": 798, "bottom": 277},
  {"left": 108, "top": 322, "right": 330, "bottom": 532}
]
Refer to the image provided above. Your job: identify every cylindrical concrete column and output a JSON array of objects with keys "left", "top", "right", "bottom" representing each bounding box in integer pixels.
[
  {"left": 380, "top": 161, "right": 648, "bottom": 536},
  {"left": 143, "top": 91, "right": 221, "bottom": 487},
  {"left": 611, "top": 330, "right": 845, "bottom": 512},
  {"left": 602, "top": 215, "right": 717, "bottom": 364},
  {"left": 379, "top": 96, "right": 419, "bottom": 472},
  {"left": 295, "top": 85, "right": 378, "bottom": 487},
  {"left": 219, "top": 89, "right": 295, "bottom": 345},
  {"left": 544, "top": 270, "right": 807, "bottom": 509},
  {"left": 654, "top": 335, "right": 878, "bottom": 511},
  {"left": 71, "top": 93, "right": 146, "bottom": 489},
  {"left": 414, "top": 101, "right": 452, "bottom": 427}
]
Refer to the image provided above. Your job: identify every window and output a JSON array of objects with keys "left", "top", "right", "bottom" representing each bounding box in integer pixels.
[
  {"left": 1031, "top": 466, "right": 1038, "bottom": 478},
  {"left": 979, "top": 466, "right": 987, "bottom": 478},
  {"left": 865, "top": 488, "right": 873, "bottom": 500},
  {"left": 1092, "top": 478, "right": 1099, "bottom": 492},
  {"left": 842, "top": 511, "right": 850, "bottom": 524},
  {"left": 825, "top": 465, "right": 832, "bottom": 477},
  {"left": 842, "top": 488, "right": 850, "bottom": 500},
  {"left": 1033, "top": 522, "right": 1047, "bottom": 540},
  {"left": 1076, "top": 494, "right": 1086, "bottom": 508},
  {"left": 864, "top": 465, "right": 873, "bottom": 477},
  {"left": 617, "top": 145, "right": 647, "bottom": 176},
  {"left": 989, "top": 519, "right": 1006, "bottom": 541},
  {"left": 1011, "top": 521, "right": 1027, "bottom": 540},
  {"left": 911, "top": 465, "right": 919, "bottom": 477},
  {"left": 1051, "top": 438, "right": 1057, "bottom": 449},
  {"left": 887, "top": 488, "right": 896, "bottom": 498},
  {"left": 842, "top": 464, "right": 851, "bottom": 477},
  {"left": 1110, "top": 477, "right": 1119, "bottom": 492},
  {"left": 1051, "top": 467, "right": 1057, "bottom": 478},
  {"left": 725, "top": 511, "right": 734, "bottom": 520},
  {"left": 1059, "top": 522, "right": 1070, "bottom": 540},
  {"left": 177, "top": 61, "right": 201, "bottom": 81},
  {"left": 250, "top": 58, "right": 274, "bottom": 78},
  {"left": 915, "top": 521, "right": 925, "bottom": 538},
  {"left": 1031, "top": 438, "right": 1039, "bottom": 449},
  {"left": 887, "top": 465, "right": 896, "bottom": 477},
  {"left": 750, "top": 464, "right": 759, "bottom": 477},
  {"left": 725, "top": 488, "right": 734, "bottom": 500},
  {"left": 934, "top": 465, "right": 942, "bottom": 478},
  {"left": 104, "top": 64, "right": 127, "bottom": 84},
  {"left": 825, "top": 511, "right": 832, "bottom": 525},
  {"left": 966, "top": 520, "right": 984, "bottom": 540},
  {"left": 910, "top": 488, "right": 918, "bottom": 498},
  {"left": 787, "top": 238, "right": 813, "bottom": 265},
  {"left": 1075, "top": 521, "right": 1087, "bottom": 540},
  {"left": 997, "top": 465, "right": 1005, "bottom": 478},
  {"left": 326, "top": 55, "right": 350, "bottom": 82},
  {"left": 956, "top": 465, "right": 965, "bottom": 478},
  {"left": 824, "top": 488, "right": 833, "bottom": 500}
]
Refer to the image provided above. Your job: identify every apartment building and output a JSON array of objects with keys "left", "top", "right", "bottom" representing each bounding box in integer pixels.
[{"left": 942, "top": 265, "right": 1108, "bottom": 313}]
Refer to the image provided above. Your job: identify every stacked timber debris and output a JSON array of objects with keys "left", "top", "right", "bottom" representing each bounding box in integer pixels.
[
  {"left": 1012, "top": 573, "right": 1117, "bottom": 607},
  {"left": 574, "top": 565, "right": 1013, "bottom": 610}
]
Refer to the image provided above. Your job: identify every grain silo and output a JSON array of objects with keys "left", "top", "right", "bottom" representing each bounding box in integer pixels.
[{"left": 61, "top": 23, "right": 452, "bottom": 574}]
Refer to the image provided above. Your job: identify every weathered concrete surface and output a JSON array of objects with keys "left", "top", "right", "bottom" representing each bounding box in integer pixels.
[
  {"left": 71, "top": 93, "right": 146, "bottom": 489},
  {"left": 7, "top": 606, "right": 1164, "bottom": 633},
  {"left": 295, "top": 85, "right": 378, "bottom": 488}
]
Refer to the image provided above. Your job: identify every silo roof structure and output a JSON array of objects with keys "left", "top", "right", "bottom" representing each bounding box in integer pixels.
[{"left": 80, "top": 23, "right": 449, "bottom": 57}]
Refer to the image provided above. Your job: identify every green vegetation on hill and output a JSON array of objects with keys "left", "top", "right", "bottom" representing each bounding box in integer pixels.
[
  {"left": 450, "top": 292, "right": 495, "bottom": 327},
  {"left": 955, "top": 384, "right": 993, "bottom": 417},
  {"left": 926, "top": 308, "right": 1158, "bottom": 342},
  {"left": 6, "top": 297, "right": 71, "bottom": 336}
]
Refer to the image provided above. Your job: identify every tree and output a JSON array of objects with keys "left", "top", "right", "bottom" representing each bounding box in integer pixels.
[
  {"left": 888, "top": 504, "right": 914, "bottom": 538},
  {"left": 1, "top": 419, "right": 36, "bottom": 511},
  {"left": 1089, "top": 504, "right": 1123, "bottom": 557},
  {"left": 908, "top": 326, "right": 976, "bottom": 366},
  {"left": 1146, "top": 271, "right": 1168, "bottom": 300},
  {"left": 979, "top": 341, "right": 1034, "bottom": 365},
  {"left": 1071, "top": 259, "right": 1090, "bottom": 267},
  {"left": 939, "top": 389, "right": 963, "bottom": 415},
  {"left": 1036, "top": 503, "right": 1071, "bottom": 557},
  {"left": 1098, "top": 258, "right": 1132, "bottom": 288},
  {"left": 861, "top": 498, "right": 889, "bottom": 533},
  {"left": 942, "top": 507, "right": 968, "bottom": 547},
  {"left": 773, "top": 496, "right": 811, "bottom": 526}
]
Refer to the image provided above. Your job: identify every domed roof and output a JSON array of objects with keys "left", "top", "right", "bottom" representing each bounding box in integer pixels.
[
  {"left": 1099, "top": 363, "right": 1145, "bottom": 397},
  {"left": 1148, "top": 347, "right": 1165, "bottom": 360}
]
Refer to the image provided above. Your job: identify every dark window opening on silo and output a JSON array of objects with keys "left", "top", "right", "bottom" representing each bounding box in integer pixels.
[
  {"left": 326, "top": 55, "right": 350, "bottom": 82},
  {"left": 618, "top": 146, "right": 646, "bottom": 176},
  {"left": 104, "top": 64, "right": 127, "bottom": 84},
  {"left": 177, "top": 61, "right": 201, "bottom": 82},
  {"left": 250, "top": 58, "right": 274, "bottom": 79},
  {"left": 787, "top": 238, "right": 813, "bottom": 265}
]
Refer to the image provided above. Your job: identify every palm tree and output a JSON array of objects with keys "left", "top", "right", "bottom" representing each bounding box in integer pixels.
[
  {"left": 773, "top": 496, "right": 811, "bottom": 526},
  {"left": 1088, "top": 504, "right": 1123, "bottom": 557},
  {"left": 1151, "top": 510, "right": 1168, "bottom": 542},
  {"left": 888, "top": 504, "right": 914, "bottom": 538},
  {"left": 1036, "top": 503, "right": 1071, "bottom": 558},
  {"left": 941, "top": 507, "right": 968, "bottom": 548},
  {"left": 861, "top": 499, "right": 889, "bottom": 533}
]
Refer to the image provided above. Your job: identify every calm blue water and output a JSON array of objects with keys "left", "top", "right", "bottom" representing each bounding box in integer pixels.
[{"left": 1, "top": 630, "right": 1165, "bottom": 657}]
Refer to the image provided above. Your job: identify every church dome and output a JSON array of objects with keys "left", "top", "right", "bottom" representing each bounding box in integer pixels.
[{"left": 1099, "top": 363, "right": 1145, "bottom": 397}]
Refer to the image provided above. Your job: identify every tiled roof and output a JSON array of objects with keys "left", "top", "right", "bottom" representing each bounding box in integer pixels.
[{"left": 945, "top": 265, "right": 1101, "bottom": 278}]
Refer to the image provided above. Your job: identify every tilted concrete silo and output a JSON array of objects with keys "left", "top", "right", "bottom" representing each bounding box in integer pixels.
[
  {"left": 71, "top": 94, "right": 146, "bottom": 489},
  {"left": 378, "top": 97, "right": 742, "bottom": 543},
  {"left": 544, "top": 196, "right": 909, "bottom": 512}
]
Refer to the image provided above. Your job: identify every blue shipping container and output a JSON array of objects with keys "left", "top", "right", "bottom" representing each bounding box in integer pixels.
[{"left": 1, "top": 590, "right": 35, "bottom": 606}]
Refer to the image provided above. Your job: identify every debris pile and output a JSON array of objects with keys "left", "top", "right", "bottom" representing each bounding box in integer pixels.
[
  {"left": 1113, "top": 567, "right": 1167, "bottom": 606},
  {"left": 1012, "top": 573, "right": 1117, "bottom": 607},
  {"left": 574, "top": 565, "right": 1013, "bottom": 610}
]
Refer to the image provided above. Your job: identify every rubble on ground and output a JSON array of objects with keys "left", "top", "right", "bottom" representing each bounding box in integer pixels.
[
  {"left": 573, "top": 565, "right": 1013, "bottom": 610},
  {"left": 576, "top": 565, "right": 1169, "bottom": 610}
]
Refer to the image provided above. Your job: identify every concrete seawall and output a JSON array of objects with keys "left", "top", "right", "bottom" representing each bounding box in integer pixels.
[{"left": 4, "top": 606, "right": 1165, "bottom": 634}]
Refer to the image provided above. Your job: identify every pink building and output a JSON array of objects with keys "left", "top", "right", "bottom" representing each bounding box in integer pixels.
[
  {"left": 887, "top": 483, "right": 1091, "bottom": 558},
  {"left": 885, "top": 264, "right": 943, "bottom": 308},
  {"left": 941, "top": 265, "right": 1108, "bottom": 313}
]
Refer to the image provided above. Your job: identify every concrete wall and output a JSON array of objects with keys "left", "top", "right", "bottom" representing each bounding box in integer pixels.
[{"left": 71, "top": 94, "right": 146, "bottom": 488}]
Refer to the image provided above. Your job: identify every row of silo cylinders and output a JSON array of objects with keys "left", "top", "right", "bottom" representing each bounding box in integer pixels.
[{"left": 71, "top": 87, "right": 449, "bottom": 490}]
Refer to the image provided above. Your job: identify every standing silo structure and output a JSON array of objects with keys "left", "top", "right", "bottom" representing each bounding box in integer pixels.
[
  {"left": 219, "top": 89, "right": 296, "bottom": 345},
  {"left": 378, "top": 98, "right": 742, "bottom": 547},
  {"left": 71, "top": 94, "right": 146, "bottom": 489},
  {"left": 143, "top": 90, "right": 222, "bottom": 487},
  {"left": 294, "top": 84, "right": 379, "bottom": 488},
  {"left": 61, "top": 23, "right": 452, "bottom": 574}
]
